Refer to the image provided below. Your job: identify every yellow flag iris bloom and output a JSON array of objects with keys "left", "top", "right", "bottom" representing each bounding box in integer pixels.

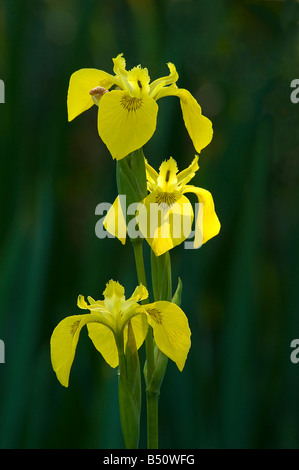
[
  {"left": 67, "top": 54, "right": 213, "bottom": 160},
  {"left": 50, "top": 280, "right": 191, "bottom": 387},
  {"left": 104, "top": 155, "right": 220, "bottom": 256}
]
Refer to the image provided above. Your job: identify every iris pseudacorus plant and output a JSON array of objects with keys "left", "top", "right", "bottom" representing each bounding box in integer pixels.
[
  {"left": 50, "top": 280, "right": 191, "bottom": 387},
  {"left": 104, "top": 155, "right": 221, "bottom": 256},
  {"left": 67, "top": 54, "right": 213, "bottom": 160}
]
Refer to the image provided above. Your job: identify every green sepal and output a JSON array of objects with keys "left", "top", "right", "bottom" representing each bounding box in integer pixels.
[
  {"left": 171, "top": 277, "right": 183, "bottom": 307},
  {"left": 116, "top": 148, "right": 148, "bottom": 233},
  {"left": 125, "top": 321, "right": 141, "bottom": 414}
]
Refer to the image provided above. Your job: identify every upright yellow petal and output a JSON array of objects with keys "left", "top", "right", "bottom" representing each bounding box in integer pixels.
[
  {"left": 183, "top": 185, "right": 220, "bottom": 247},
  {"left": 98, "top": 90, "right": 158, "bottom": 160},
  {"left": 87, "top": 323, "right": 119, "bottom": 368},
  {"left": 77, "top": 295, "right": 88, "bottom": 309},
  {"left": 149, "top": 62, "right": 179, "bottom": 99},
  {"left": 67, "top": 68, "right": 115, "bottom": 121},
  {"left": 136, "top": 192, "right": 194, "bottom": 256},
  {"left": 103, "top": 279, "right": 125, "bottom": 314},
  {"left": 145, "top": 159, "right": 158, "bottom": 192},
  {"left": 50, "top": 314, "right": 88, "bottom": 387},
  {"left": 144, "top": 302, "right": 191, "bottom": 371},
  {"left": 177, "top": 155, "right": 199, "bottom": 188}
]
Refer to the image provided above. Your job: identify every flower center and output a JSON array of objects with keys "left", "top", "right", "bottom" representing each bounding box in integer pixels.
[
  {"left": 155, "top": 192, "right": 177, "bottom": 206},
  {"left": 120, "top": 95, "right": 143, "bottom": 112}
]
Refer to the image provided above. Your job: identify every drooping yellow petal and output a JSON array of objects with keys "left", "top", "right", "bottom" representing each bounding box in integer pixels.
[
  {"left": 103, "top": 196, "right": 127, "bottom": 244},
  {"left": 156, "top": 86, "right": 213, "bottom": 153},
  {"left": 144, "top": 301, "right": 191, "bottom": 371},
  {"left": 87, "top": 322, "right": 119, "bottom": 368},
  {"left": 98, "top": 90, "right": 158, "bottom": 160},
  {"left": 183, "top": 185, "right": 220, "bottom": 247},
  {"left": 50, "top": 314, "right": 88, "bottom": 387},
  {"left": 136, "top": 192, "right": 194, "bottom": 256},
  {"left": 179, "top": 89, "right": 213, "bottom": 152},
  {"left": 67, "top": 68, "right": 115, "bottom": 122},
  {"left": 183, "top": 185, "right": 221, "bottom": 248}
]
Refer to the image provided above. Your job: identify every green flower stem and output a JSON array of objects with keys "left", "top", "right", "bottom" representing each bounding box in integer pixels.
[
  {"left": 132, "top": 239, "right": 158, "bottom": 449},
  {"left": 146, "top": 390, "right": 159, "bottom": 449},
  {"left": 132, "top": 239, "right": 147, "bottom": 291}
]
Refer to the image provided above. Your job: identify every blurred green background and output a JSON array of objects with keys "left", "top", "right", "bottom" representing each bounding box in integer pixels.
[{"left": 0, "top": 0, "right": 299, "bottom": 449}]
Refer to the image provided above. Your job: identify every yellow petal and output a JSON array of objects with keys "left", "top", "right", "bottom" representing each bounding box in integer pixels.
[
  {"left": 177, "top": 155, "right": 199, "bottom": 188},
  {"left": 145, "top": 159, "right": 158, "bottom": 192},
  {"left": 176, "top": 89, "right": 213, "bottom": 153},
  {"left": 67, "top": 68, "right": 115, "bottom": 121},
  {"left": 112, "top": 53, "right": 127, "bottom": 77},
  {"left": 77, "top": 295, "right": 88, "bottom": 309},
  {"left": 127, "top": 66, "right": 151, "bottom": 97},
  {"left": 98, "top": 90, "right": 158, "bottom": 160},
  {"left": 183, "top": 185, "right": 220, "bottom": 247},
  {"left": 50, "top": 315, "right": 88, "bottom": 387},
  {"left": 123, "top": 312, "right": 149, "bottom": 351},
  {"left": 149, "top": 62, "right": 179, "bottom": 99},
  {"left": 144, "top": 302, "right": 191, "bottom": 371},
  {"left": 103, "top": 279, "right": 125, "bottom": 314},
  {"left": 156, "top": 86, "right": 213, "bottom": 153},
  {"left": 136, "top": 192, "right": 194, "bottom": 256},
  {"left": 103, "top": 196, "right": 127, "bottom": 244},
  {"left": 87, "top": 323, "right": 119, "bottom": 368},
  {"left": 157, "top": 157, "right": 178, "bottom": 192}
]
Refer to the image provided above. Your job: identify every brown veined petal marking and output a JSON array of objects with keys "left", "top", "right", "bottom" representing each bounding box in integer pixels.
[{"left": 120, "top": 95, "right": 143, "bottom": 111}]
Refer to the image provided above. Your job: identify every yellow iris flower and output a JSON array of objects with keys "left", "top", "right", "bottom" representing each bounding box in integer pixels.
[
  {"left": 104, "top": 155, "right": 220, "bottom": 256},
  {"left": 67, "top": 54, "right": 213, "bottom": 160},
  {"left": 50, "top": 280, "right": 191, "bottom": 387}
]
